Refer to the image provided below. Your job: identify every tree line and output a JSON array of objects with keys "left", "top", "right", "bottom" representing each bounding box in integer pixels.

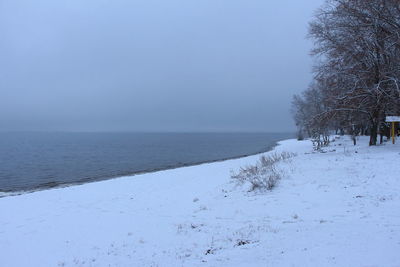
[{"left": 292, "top": 0, "right": 400, "bottom": 146}]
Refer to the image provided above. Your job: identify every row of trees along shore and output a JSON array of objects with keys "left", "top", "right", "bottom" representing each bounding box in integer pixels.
[{"left": 292, "top": 0, "right": 400, "bottom": 147}]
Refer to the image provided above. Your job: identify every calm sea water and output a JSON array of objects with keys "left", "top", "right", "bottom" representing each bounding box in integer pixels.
[{"left": 0, "top": 132, "right": 293, "bottom": 192}]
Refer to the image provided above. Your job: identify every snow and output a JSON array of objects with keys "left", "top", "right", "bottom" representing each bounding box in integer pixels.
[{"left": 1, "top": 136, "right": 400, "bottom": 266}]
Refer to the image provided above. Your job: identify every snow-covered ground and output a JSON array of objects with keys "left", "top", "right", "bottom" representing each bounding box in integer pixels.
[{"left": 1, "top": 136, "right": 399, "bottom": 267}]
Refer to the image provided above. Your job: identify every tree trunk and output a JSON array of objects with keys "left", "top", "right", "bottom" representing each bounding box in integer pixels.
[{"left": 369, "top": 121, "right": 378, "bottom": 146}]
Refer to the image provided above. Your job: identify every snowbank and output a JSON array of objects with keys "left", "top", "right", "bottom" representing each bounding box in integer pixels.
[{"left": 0, "top": 136, "right": 399, "bottom": 266}]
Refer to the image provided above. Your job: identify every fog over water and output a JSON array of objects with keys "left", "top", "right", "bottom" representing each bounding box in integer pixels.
[{"left": 0, "top": 0, "right": 324, "bottom": 132}]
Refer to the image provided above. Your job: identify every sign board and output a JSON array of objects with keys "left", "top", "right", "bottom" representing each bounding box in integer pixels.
[{"left": 386, "top": 116, "right": 400, "bottom": 122}]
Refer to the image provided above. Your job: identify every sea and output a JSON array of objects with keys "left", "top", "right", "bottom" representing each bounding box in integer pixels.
[{"left": 0, "top": 132, "right": 294, "bottom": 192}]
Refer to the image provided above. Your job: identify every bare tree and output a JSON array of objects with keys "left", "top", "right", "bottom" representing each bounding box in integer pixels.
[{"left": 292, "top": 0, "right": 400, "bottom": 146}]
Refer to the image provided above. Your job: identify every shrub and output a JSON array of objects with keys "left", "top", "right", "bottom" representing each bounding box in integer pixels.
[
  {"left": 296, "top": 130, "right": 305, "bottom": 141},
  {"left": 231, "top": 152, "right": 294, "bottom": 191}
]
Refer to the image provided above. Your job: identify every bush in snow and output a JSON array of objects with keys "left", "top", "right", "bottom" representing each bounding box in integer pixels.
[
  {"left": 296, "top": 129, "right": 305, "bottom": 141},
  {"left": 231, "top": 152, "right": 294, "bottom": 191}
]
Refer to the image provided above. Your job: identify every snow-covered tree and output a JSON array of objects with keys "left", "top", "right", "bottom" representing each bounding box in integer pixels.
[{"left": 293, "top": 0, "right": 400, "bottom": 145}]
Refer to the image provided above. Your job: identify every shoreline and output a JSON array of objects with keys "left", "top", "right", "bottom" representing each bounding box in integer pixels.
[
  {"left": 0, "top": 139, "right": 285, "bottom": 198},
  {"left": 1, "top": 136, "right": 399, "bottom": 266}
]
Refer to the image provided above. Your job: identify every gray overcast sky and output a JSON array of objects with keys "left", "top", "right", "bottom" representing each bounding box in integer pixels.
[{"left": 0, "top": 0, "right": 324, "bottom": 132}]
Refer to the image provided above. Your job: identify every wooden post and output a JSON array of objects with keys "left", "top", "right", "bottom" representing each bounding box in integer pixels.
[{"left": 386, "top": 116, "right": 400, "bottom": 144}]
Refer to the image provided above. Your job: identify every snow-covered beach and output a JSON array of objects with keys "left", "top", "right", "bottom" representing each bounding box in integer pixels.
[{"left": 1, "top": 136, "right": 399, "bottom": 266}]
